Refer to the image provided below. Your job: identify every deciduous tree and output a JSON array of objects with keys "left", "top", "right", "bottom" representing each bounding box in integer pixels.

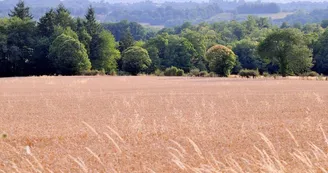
[
  {"left": 122, "top": 46, "right": 151, "bottom": 75},
  {"left": 49, "top": 34, "right": 91, "bottom": 75},
  {"left": 205, "top": 45, "right": 236, "bottom": 76},
  {"left": 258, "top": 29, "right": 312, "bottom": 76}
]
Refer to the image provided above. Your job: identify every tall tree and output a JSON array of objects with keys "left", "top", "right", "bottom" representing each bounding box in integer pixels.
[
  {"left": 91, "top": 30, "right": 120, "bottom": 73},
  {"left": 84, "top": 6, "right": 101, "bottom": 37},
  {"left": 76, "top": 18, "right": 92, "bottom": 54},
  {"left": 164, "top": 35, "right": 197, "bottom": 72},
  {"left": 258, "top": 29, "right": 312, "bottom": 76},
  {"left": 55, "top": 4, "right": 75, "bottom": 29},
  {"left": 0, "top": 17, "right": 36, "bottom": 76},
  {"left": 8, "top": 0, "right": 33, "bottom": 20},
  {"left": 232, "top": 39, "right": 264, "bottom": 71},
  {"left": 37, "top": 9, "right": 56, "bottom": 37},
  {"left": 181, "top": 29, "right": 207, "bottom": 70},
  {"left": 313, "top": 29, "right": 328, "bottom": 75},
  {"left": 118, "top": 29, "right": 135, "bottom": 53},
  {"left": 49, "top": 34, "right": 91, "bottom": 75}
]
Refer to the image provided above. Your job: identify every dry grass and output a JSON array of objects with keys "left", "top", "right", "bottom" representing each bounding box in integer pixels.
[{"left": 0, "top": 76, "right": 327, "bottom": 172}]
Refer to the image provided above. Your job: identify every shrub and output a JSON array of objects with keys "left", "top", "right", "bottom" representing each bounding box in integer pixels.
[
  {"left": 239, "top": 69, "right": 260, "bottom": 78},
  {"left": 190, "top": 68, "right": 200, "bottom": 76},
  {"left": 318, "top": 74, "right": 325, "bottom": 80},
  {"left": 263, "top": 72, "right": 270, "bottom": 77},
  {"left": 272, "top": 74, "right": 279, "bottom": 79},
  {"left": 208, "top": 72, "right": 217, "bottom": 77},
  {"left": 154, "top": 69, "right": 163, "bottom": 76},
  {"left": 81, "top": 70, "right": 105, "bottom": 76},
  {"left": 164, "top": 66, "right": 178, "bottom": 76},
  {"left": 305, "top": 71, "right": 319, "bottom": 77},
  {"left": 109, "top": 70, "right": 117, "bottom": 76},
  {"left": 176, "top": 69, "right": 184, "bottom": 76},
  {"left": 199, "top": 71, "right": 208, "bottom": 77},
  {"left": 117, "top": 70, "right": 130, "bottom": 76}
]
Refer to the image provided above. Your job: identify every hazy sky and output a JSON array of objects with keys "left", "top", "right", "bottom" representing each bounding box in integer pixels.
[
  {"left": 89, "top": 0, "right": 328, "bottom": 2},
  {"left": 96, "top": 0, "right": 328, "bottom": 3}
]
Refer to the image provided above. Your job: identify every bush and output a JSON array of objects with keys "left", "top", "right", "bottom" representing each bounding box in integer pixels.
[
  {"left": 81, "top": 70, "right": 105, "bottom": 76},
  {"left": 190, "top": 68, "right": 200, "bottom": 76},
  {"left": 109, "top": 70, "right": 117, "bottom": 76},
  {"left": 164, "top": 66, "right": 178, "bottom": 76},
  {"left": 117, "top": 70, "right": 131, "bottom": 76},
  {"left": 239, "top": 69, "right": 260, "bottom": 78},
  {"left": 154, "top": 69, "right": 163, "bottom": 76},
  {"left": 176, "top": 69, "right": 184, "bottom": 76},
  {"left": 305, "top": 71, "right": 319, "bottom": 77},
  {"left": 263, "top": 72, "right": 270, "bottom": 77},
  {"left": 199, "top": 71, "right": 208, "bottom": 77},
  {"left": 208, "top": 72, "right": 217, "bottom": 77}
]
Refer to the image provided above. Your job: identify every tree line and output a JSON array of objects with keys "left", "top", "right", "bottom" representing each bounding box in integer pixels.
[{"left": 1, "top": 1, "right": 328, "bottom": 77}]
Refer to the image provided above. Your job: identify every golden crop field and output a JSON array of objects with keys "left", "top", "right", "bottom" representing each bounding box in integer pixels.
[{"left": 0, "top": 76, "right": 327, "bottom": 173}]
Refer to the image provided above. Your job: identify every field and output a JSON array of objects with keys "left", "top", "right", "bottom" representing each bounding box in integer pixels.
[{"left": 0, "top": 76, "right": 328, "bottom": 172}]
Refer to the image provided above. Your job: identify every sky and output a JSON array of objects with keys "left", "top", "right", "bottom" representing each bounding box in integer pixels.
[{"left": 88, "top": 0, "right": 328, "bottom": 2}]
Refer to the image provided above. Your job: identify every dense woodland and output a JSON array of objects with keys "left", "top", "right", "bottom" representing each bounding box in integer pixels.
[{"left": 1, "top": 1, "right": 328, "bottom": 77}]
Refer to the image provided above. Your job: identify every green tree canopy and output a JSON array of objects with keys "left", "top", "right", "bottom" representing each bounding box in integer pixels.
[
  {"left": 205, "top": 45, "right": 236, "bottom": 76},
  {"left": 91, "top": 30, "right": 120, "bottom": 73},
  {"left": 37, "top": 9, "right": 56, "bottom": 37},
  {"left": 0, "top": 17, "right": 36, "bottom": 76},
  {"left": 232, "top": 39, "right": 265, "bottom": 71},
  {"left": 84, "top": 6, "right": 101, "bottom": 37},
  {"left": 122, "top": 46, "right": 151, "bottom": 75},
  {"left": 164, "top": 35, "right": 197, "bottom": 72},
  {"left": 55, "top": 4, "right": 76, "bottom": 29},
  {"left": 181, "top": 29, "right": 207, "bottom": 70},
  {"left": 49, "top": 34, "right": 91, "bottom": 75},
  {"left": 118, "top": 29, "right": 135, "bottom": 53},
  {"left": 8, "top": 0, "right": 33, "bottom": 20},
  {"left": 313, "top": 29, "right": 328, "bottom": 75},
  {"left": 258, "top": 29, "right": 313, "bottom": 76}
]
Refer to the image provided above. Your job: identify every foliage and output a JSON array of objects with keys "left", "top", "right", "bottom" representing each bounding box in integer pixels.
[
  {"left": 103, "top": 20, "right": 146, "bottom": 41},
  {"left": 258, "top": 29, "right": 313, "bottom": 77},
  {"left": 205, "top": 45, "right": 236, "bottom": 77},
  {"left": 303, "top": 71, "right": 319, "bottom": 77},
  {"left": 164, "top": 66, "right": 178, "bottom": 76},
  {"left": 154, "top": 69, "right": 163, "bottom": 76},
  {"left": 121, "top": 46, "right": 151, "bottom": 75},
  {"left": 91, "top": 30, "right": 120, "bottom": 73},
  {"left": 189, "top": 68, "right": 200, "bottom": 77},
  {"left": 0, "top": 2, "right": 327, "bottom": 77},
  {"left": 0, "top": 17, "right": 37, "bottom": 76},
  {"left": 232, "top": 39, "right": 265, "bottom": 72},
  {"left": 81, "top": 69, "right": 106, "bottom": 76},
  {"left": 8, "top": 0, "right": 33, "bottom": 20},
  {"left": 118, "top": 29, "right": 135, "bottom": 53},
  {"left": 84, "top": 6, "right": 101, "bottom": 37},
  {"left": 313, "top": 29, "right": 328, "bottom": 75},
  {"left": 176, "top": 69, "right": 184, "bottom": 76},
  {"left": 263, "top": 72, "right": 270, "bottom": 77},
  {"left": 208, "top": 72, "right": 217, "bottom": 77},
  {"left": 49, "top": 34, "right": 91, "bottom": 75},
  {"left": 239, "top": 69, "right": 260, "bottom": 78},
  {"left": 199, "top": 71, "right": 208, "bottom": 77},
  {"left": 164, "top": 35, "right": 197, "bottom": 72}
]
